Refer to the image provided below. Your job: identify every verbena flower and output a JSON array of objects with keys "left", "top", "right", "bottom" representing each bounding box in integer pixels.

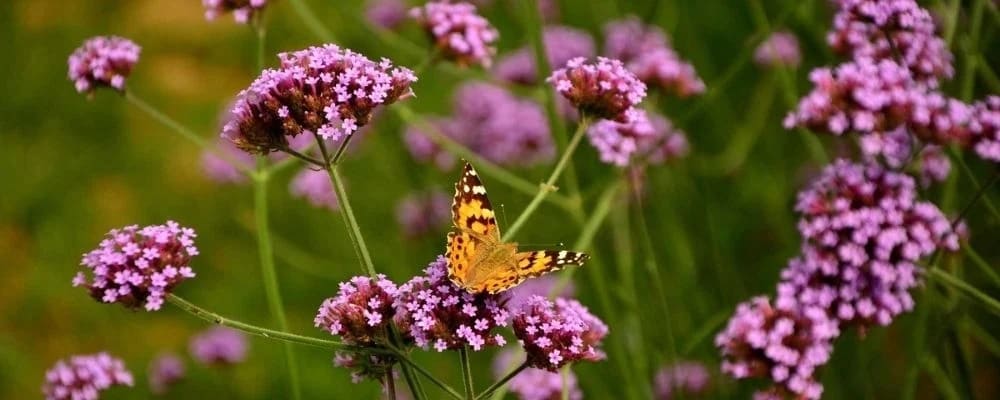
[
  {"left": 587, "top": 109, "right": 687, "bottom": 166},
  {"left": 75, "top": 221, "right": 197, "bottom": 311},
  {"left": 189, "top": 327, "right": 248, "bottom": 366},
  {"left": 396, "top": 189, "right": 451, "bottom": 238},
  {"left": 290, "top": 168, "right": 340, "bottom": 211},
  {"left": 68, "top": 36, "right": 141, "bottom": 95},
  {"left": 548, "top": 57, "right": 647, "bottom": 122},
  {"left": 495, "top": 26, "right": 595, "bottom": 85},
  {"left": 366, "top": 0, "right": 408, "bottom": 30},
  {"left": 202, "top": 0, "right": 268, "bottom": 24},
  {"left": 654, "top": 361, "right": 711, "bottom": 399},
  {"left": 916, "top": 145, "right": 950, "bottom": 187},
  {"left": 201, "top": 139, "right": 255, "bottom": 184},
  {"left": 603, "top": 17, "right": 704, "bottom": 97},
  {"left": 492, "top": 348, "right": 582, "bottom": 400},
  {"left": 223, "top": 44, "right": 416, "bottom": 154},
  {"left": 148, "top": 353, "right": 184, "bottom": 396},
  {"left": 777, "top": 160, "right": 960, "bottom": 329},
  {"left": 857, "top": 127, "right": 913, "bottom": 168},
  {"left": 754, "top": 31, "right": 802, "bottom": 68},
  {"left": 410, "top": 1, "right": 499, "bottom": 67},
  {"left": 828, "top": 0, "right": 952, "bottom": 85},
  {"left": 315, "top": 275, "right": 399, "bottom": 344},
  {"left": 504, "top": 275, "right": 574, "bottom": 312},
  {"left": 715, "top": 296, "right": 838, "bottom": 400},
  {"left": 969, "top": 95, "right": 1000, "bottom": 163},
  {"left": 451, "top": 82, "right": 554, "bottom": 165},
  {"left": 512, "top": 295, "right": 608, "bottom": 371},
  {"left": 334, "top": 352, "right": 396, "bottom": 384},
  {"left": 394, "top": 256, "right": 509, "bottom": 351},
  {"left": 403, "top": 116, "right": 466, "bottom": 170},
  {"left": 43, "top": 353, "right": 133, "bottom": 400}
]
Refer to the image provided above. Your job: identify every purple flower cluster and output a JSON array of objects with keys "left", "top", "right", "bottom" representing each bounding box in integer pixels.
[
  {"left": 75, "top": 221, "right": 197, "bottom": 311},
  {"left": 715, "top": 296, "right": 838, "bottom": 400},
  {"left": 333, "top": 352, "right": 396, "bottom": 384},
  {"left": 396, "top": 189, "right": 451, "bottom": 238},
  {"left": 654, "top": 361, "right": 710, "bottom": 400},
  {"left": 410, "top": 1, "right": 499, "bottom": 68},
  {"left": 404, "top": 117, "right": 467, "bottom": 169},
  {"left": 202, "top": 0, "right": 268, "bottom": 24},
  {"left": 917, "top": 145, "right": 951, "bottom": 187},
  {"left": 511, "top": 295, "right": 608, "bottom": 371},
  {"left": 493, "top": 349, "right": 582, "bottom": 400},
  {"left": 148, "top": 353, "right": 185, "bottom": 395},
  {"left": 504, "top": 275, "right": 574, "bottom": 312},
  {"left": 201, "top": 139, "right": 255, "bottom": 184},
  {"left": 189, "top": 327, "right": 248, "bottom": 366},
  {"left": 68, "top": 36, "right": 141, "bottom": 95},
  {"left": 315, "top": 275, "right": 399, "bottom": 344},
  {"left": 495, "top": 26, "right": 595, "bottom": 85},
  {"left": 290, "top": 168, "right": 340, "bottom": 211},
  {"left": 970, "top": 96, "right": 1000, "bottom": 162},
  {"left": 777, "top": 160, "right": 959, "bottom": 328},
  {"left": 366, "top": 0, "right": 408, "bottom": 30},
  {"left": 828, "top": 0, "right": 952, "bottom": 85},
  {"left": 43, "top": 353, "right": 134, "bottom": 400},
  {"left": 394, "top": 256, "right": 510, "bottom": 351},
  {"left": 548, "top": 57, "right": 647, "bottom": 122},
  {"left": 587, "top": 109, "right": 688, "bottom": 167},
  {"left": 603, "top": 17, "right": 705, "bottom": 98},
  {"left": 754, "top": 31, "right": 802, "bottom": 68},
  {"left": 223, "top": 44, "right": 416, "bottom": 154}
]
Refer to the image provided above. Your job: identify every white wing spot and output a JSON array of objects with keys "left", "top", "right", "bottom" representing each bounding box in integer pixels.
[
  {"left": 463, "top": 185, "right": 471, "bottom": 192},
  {"left": 472, "top": 185, "right": 486, "bottom": 194}
]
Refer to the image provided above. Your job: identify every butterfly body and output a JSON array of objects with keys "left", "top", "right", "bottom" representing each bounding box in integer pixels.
[{"left": 445, "top": 162, "right": 589, "bottom": 294}]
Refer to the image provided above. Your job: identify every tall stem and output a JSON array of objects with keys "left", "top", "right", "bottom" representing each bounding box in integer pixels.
[
  {"left": 475, "top": 362, "right": 527, "bottom": 400},
  {"left": 288, "top": 0, "right": 335, "bottom": 42},
  {"left": 253, "top": 161, "right": 302, "bottom": 400},
  {"left": 315, "top": 135, "right": 378, "bottom": 277},
  {"left": 459, "top": 347, "right": 475, "bottom": 400},
  {"left": 929, "top": 269, "right": 1000, "bottom": 316},
  {"left": 386, "top": 369, "right": 398, "bottom": 400},
  {"left": 503, "top": 118, "right": 590, "bottom": 241}
]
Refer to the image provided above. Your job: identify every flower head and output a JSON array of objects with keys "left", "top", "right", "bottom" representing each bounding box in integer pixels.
[
  {"left": 603, "top": 17, "right": 704, "bottom": 97},
  {"left": 396, "top": 189, "right": 451, "bottom": 238},
  {"left": 201, "top": 139, "right": 255, "bottom": 184},
  {"left": 223, "top": 44, "right": 416, "bottom": 154},
  {"left": 504, "top": 275, "right": 574, "bottom": 312},
  {"left": 403, "top": 116, "right": 467, "bottom": 170},
  {"left": 366, "top": 0, "right": 408, "bottom": 30},
  {"left": 451, "top": 82, "right": 555, "bottom": 165},
  {"left": 410, "top": 1, "right": 499, "bottom": 67},
  {"left": 587, "top": 109, "right": 687, "bottom": 166},
  {"left": 917, "top": 145, "right": 950, "bottom": 186},
  {"left": 548, "top": 57, "right": 647, "bottom": 122},
  {"left": 148, "top": 353, "right": 184, "bottom": 395},
  {"left": 315, "top": 275, "right": 399, "bottom": 344},
  {"left": 43, "top": 353, "right": 133, "bottom": 400},
  {"left": 189, "top": 327, "right": 248, "bottom": 366},
  {"left": 654, "top": 361, "right": 711, "bottom": 399},
  {"left": 512, "top": 296, "right": 608, "bottom": 371},
  {"left": 495, "top": 26, "right": 595, "bottom": 85},
  {"left": 394, "top": 256, "right": 510, "bottom": 351},
  {"left": 755, "top": 31, "right": 802, "bottom": 68},
  {"left": 334, "top": 352, "right": 396, "bottom": 384},
  {"left": 970, "top": 95, "right": 1000, "bottom": 163},
  {"left": 75, "top": 221, "right": 197, "bottom": 311},
  {"left": 202, "top": 0, "right": 268, "bottom": 24},
  {"left": 290, "top": 168, "right": 340, "bottom": 211},
  {"left": 778, "top": 160, "right": 960, "bottom": 328},
  {"left": 492, "top": 348, "right": 582, "bottom": 400},
  {"left": 68, "top": 36, "right": 140, "bottom": 95},
  {"left": 715, "top": 296, "right": 838, "bottom": 400}
]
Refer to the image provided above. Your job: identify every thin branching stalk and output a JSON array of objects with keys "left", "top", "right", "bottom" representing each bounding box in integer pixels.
[
  {"left": 386, "top": 369, "right": 398, "bottom": 400},
  {"left": 928, "top": 269, "right": 1000, "bottom": 316},
  {"left": 386, "top": 345, "right": 464, "bottom": 400},
  {"left": 459, "top": 346, "right": 475, "bottom": 399},
  {"left": 962, "top": 244, "right": 1000, "bottom": 289},
  {"left": 475, "top": 362, "right": 527, "bottom": 400},
  {"left": 631, "top": 182, "right": 680, "bottom": 366}
]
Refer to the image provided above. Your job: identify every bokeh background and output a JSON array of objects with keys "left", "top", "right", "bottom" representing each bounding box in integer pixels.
[{"left": 2, "top": 0, "right": 999, "bottom": 398}]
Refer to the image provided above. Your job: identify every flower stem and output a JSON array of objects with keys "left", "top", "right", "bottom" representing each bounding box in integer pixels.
[
  {"left": 166, "top": 294, "right": 346, "bottom": 350},
  {"left": 502, "top": 118, "right": 590, "bottom": 241},
  {"left": 314, "top": 135, "right": 378, "bottom": 277},
  {"left": 475, "top": 362, "right": 527, "bottom": 400},
  {"left": 287, "top": 0, "right": 335, "bottom": 42},
  {"left": 551, "top": 179, "right": 621, "bottom": 295},
  {"left": 928, "top": 268, "right": 1000, "bottom": 316},
  {"left": 459, "top": 346, "right": 475, "bottom": 400},
  {"left": 630, "top": 180, "right": 679, "bottom": 365},
  {"left": 253, "top": 159, "right": 302, "bottom": 400},
  {"left": 386, "top": 368, "right": 398, "bottom": 400},
  {"left": 386, "top": 345, "right": 464, "bottom": 400}
]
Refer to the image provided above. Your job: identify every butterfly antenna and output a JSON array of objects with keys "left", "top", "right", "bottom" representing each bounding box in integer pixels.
[
  {"left": 519, "top": 242, "right": 565, "bottom": 249},
  {"left": 500, "top": 203, "right": 509, "bottom": 228}
]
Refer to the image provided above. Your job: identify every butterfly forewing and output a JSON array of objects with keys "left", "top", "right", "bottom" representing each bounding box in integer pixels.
[{"left": 515, "top": 250, "right": 590, "bottom": 279}]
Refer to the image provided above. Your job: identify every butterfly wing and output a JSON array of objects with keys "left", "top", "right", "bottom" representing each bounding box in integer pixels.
[
  {"left": 514, "top": 250, "right": 590, "bottom": 280},
  {"left": 446, "top": 162, "right": 501, "bottom": 289}
]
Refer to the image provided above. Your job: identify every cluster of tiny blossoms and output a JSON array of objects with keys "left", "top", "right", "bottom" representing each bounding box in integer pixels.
[
  {"left": 202, "top": 0, "right": 268, "bottom": 24},
  {"left": 410, "top": 1, "right": 499, "bottom": 67},
  {"left": 223, "top": 44, "right": 416, "bottom": 154},
  {"left": 603, "top": 17, "right": 705, "bottom": 97},
  {"left": 970, "top": 96, "right": 1000, "bottom": 162},
  {"left": 495, "top": 26, "right": 596, "bottom": 85},
  {"left": 512, "top": 295, "right": 608, "bottom": 371},
  {"left": 548, "top": 57, "right": 647, "bottom": 122},
  {"left": 493, "top": 348, "right": 582, "bottom": 400},
  {"left": 754, "top": 31, "right": 802, "bottom": 68},
  {"left": 315, "top": 275, "right": 399, "bottom": 345},
  {"left": 75, "top": 221, "right": 197, "bottom": 311},
  {"left": 394, "top": 256, "right": 510, "bottom": 351},
  {"left": 587, "top": 109, "right": 688, "bottom": 167},
  {"left": 396, "top": 189, "right": 451, "bottom": 238},
  {"left": 654, "top": 362, "right": 711, "bottom": 400},
  {"left": 147, "top": 353, "right": 185, "bottom": 395},
  {"left": 189, "top": 327, "right": 248, "bottom": 366},
  {"left": 715, "top": 297, "right": 838, "bottom": 400},
  {"left": 290, "top": 168, "right": 341, "bottom": 211},
  {"left": 67, "top": 36, "right": 141, "bottom": 95},
  {"left": 365, "top": 0, "right": 408, "bottom": 30},
  {"left": 43, "top": 353, "right": 133, "bottom": 400}
]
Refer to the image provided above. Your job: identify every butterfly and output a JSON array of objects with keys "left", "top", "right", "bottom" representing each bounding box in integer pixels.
[{"left": 445, "top": 161, "right": 589, "bottom": 294}]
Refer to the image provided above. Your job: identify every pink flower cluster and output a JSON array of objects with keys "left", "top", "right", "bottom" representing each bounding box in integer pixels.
[
  {"left": 333, "top": 352, "right": 396, "bottom": 384},
  {"left": 147, "top": 353, "right": 185, "bottom": 395},
  {"left": 394, "top": 256, "right": 510, "bottom": 351},
  {"left": 495, "top": 26, "right": 595, "bottom": 85},
  {"left": 43, "top": 353, "right": 134, "bottom": 400},
  {"left": 410, "top": 1, "right": 499, "bottom": 67},
  {"left": 715, "top": 296, "right": 838, "bottom": 400},
  {"left": 754, "top": 31, "right": 802, "bottom": 68},
  {"left": 202, "top": 0, "right": 268, "bottom": 24},
  {"left": 75, "top": 221, "right": 197, "bottom": 311},
  {"left": 603, "top": 17, "right": 705, "bottom": 97},
  {"left": 68, "top": 36, "right": 141, "bottom": 95},
  {"left": 223, "top": 44, "right": 416, "bottom": 154},
  {"left": 189, "top": 327, "right": 248, "bottom": 366},
  {"left": 315, "top": 275, "right": 399, "bottom": 344},
  {"left": 396, "top": 189, "right": 451, "bottom": 238},
  {"left": 290, "top": 168, "right": 340, "bottom": 211},
  {"left": 366, "top": 0, "right": 408, "bottom": 30},
  {"left": 587, "top": 109, "right": 688, "bottom": 167},
  {"left": 493, "top": 348, "right": 582, "bottom": 400},
  {"left": 970, "top": 96, "right": 1000, "bottom": 162},
  {"left": 511, "top": 295, "right": 608, "bottom": 371},
  {"left": 548, "top": 57, "right": 647, "bottom": 122},
  {"left": 654, "top": 361, "right": 710, "bottom": 400}
]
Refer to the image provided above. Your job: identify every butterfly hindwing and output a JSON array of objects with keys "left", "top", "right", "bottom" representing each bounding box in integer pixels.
[{"left": 515, "top": 250, "right": 590, "bottom": 279}]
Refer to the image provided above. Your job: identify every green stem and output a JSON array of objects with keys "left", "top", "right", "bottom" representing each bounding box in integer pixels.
[
  {"left": 952, "top": 168, "right": 1000, "bottom": 225},
  {"left": 560, "top": 367, "right": 570, "bottom": 400},
  {"left": 551, "top": 180, "right": 621, "bottom": 295},
  {"left": 253, "top": 161, "right": 302, "bottom": 400},
  {"left": 950, "top": 149, "right": 1000, "bottom": 222},
  {"left": 960, "top": 0, "right": 986, "bottom": 102},
  {"left": 459, "top": 347, "right": 475, "bottom": 399},
  {"left": 475, "top": 362, "right": 528, "bottom": 400},
  {"left": 388, "top": 346, "right": 464, "bottom": 400},
  {"left": 288, "top": 0, "right": 335, "bottom": 42},
  {"left": 928, "top": 268, "right": 1000, "bottom": 316},
  {"left": 502, "top": 118, "right": 590, "bottom": 241},
  {"left": 631, "top": 183, "right": 680, "bottom": 366},
  {"left": 167, "top": 294, "right": 346, "bottom": 350},
  {"left": 386, "top": 368, "right": 398, "bottom": 400},
  {"left": 922, "top": 356, "right": 963, "bottom": 400},
  {"left": 315, "top": 135, "right": 378, "bottom": 277},
  {"left": 962, "top": 243, "right": 1000, "bottom": 289}
]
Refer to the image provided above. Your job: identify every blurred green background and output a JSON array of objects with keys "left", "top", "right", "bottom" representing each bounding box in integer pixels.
[{"left": 2, "top": 0, "right": 999, "bottom": 398}]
